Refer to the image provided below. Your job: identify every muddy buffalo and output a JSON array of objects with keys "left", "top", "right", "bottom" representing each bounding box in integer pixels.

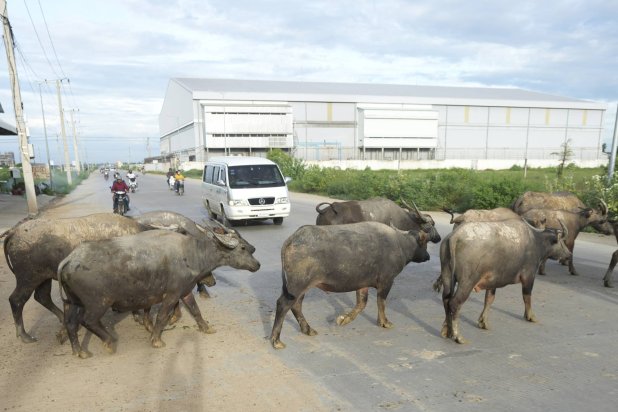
[
  {"left": 435, "top": 218, "right": 570, "bottom": 344},
  {"left": 270, "top": 222, "right": 430, "bottom": 349},
  {"left": 315, "top": 197, "right": 441, "bottom": 243},
  {"left": 59, "top": 230, "right": 260, "bottom": 358}
]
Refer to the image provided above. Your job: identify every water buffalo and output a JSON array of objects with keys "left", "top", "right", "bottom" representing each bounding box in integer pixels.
[
  {"left": 3, "top": 210, "right": 245, "bottom": 343},
  {"left": 443, "top": 207, "right": 520, "bottom": 230},
  {"left": 521, "top": 207, "right": 608, "bottom": 276},
  {"left": 435, "top": 219, "right": 570, "bottom": 344},
  {"left": 511, "top": 191, "right": 610, "bottom": 233},
  {"left": 58, "top": 229, "right": 260, "bottom": 358},
  {"left": 315, "top": 197, "right": 441, "bottom": 243},
  {"left": 602, "top": 221, "right": 618, "bottom": 287},
  {"left": 270, "top": 222, "right": 430, "bottom": 349},
  {"left": 4, "top": 213, "right": 148, "bottom": 343}
]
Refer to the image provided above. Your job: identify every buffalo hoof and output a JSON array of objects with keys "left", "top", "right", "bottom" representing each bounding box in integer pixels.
[
  {"left": 271, "top": 339, "right": 286, "bottom": 350},
  {"left": 477, "top": 319, "right": 489, "bottom": 330},
  {"left": 151, "top": 338, "right": 166, "bottom": 348},
  {"left": 525, "top": 313, "right": 538, "bottom": 323},
  {"left": 19, "top": 332, "right": 38, "bottom": 344},
  {"left": 378, "top": 319, "right": 394, "bottom": 329},
  {"left": 199, "top": 323, "right": 216, "bottom": 334},
  {"left": 56, "top": 328, "right": 69, "bottom": 344},
  {"left": 604, "top": 280, "right": 614, "bottom": 288},
  {"left": 199, "top": 289, "right": 211, "bottom": 299},
  {"left": 74, "top": 350, "right": 92, "bottom": 359},
  {"left": 570, "top": 271, "right": 579, "bottom": 276},
  {"left": 454, "top": 335, "right": 467, "bottom": 344},
  {"left": 103, "top": 341, "right": 116, "bottom": 354},
  {"left": 336, "top": 315, "right": 352, "bottom": 326}
]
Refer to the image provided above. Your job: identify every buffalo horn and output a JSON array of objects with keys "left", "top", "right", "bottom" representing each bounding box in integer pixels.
[
  {"left": 599, "top": 198, "right": 609, "bottom": 216},
  {"left": 315, "top": 202, "right": 332, "bottom": 214},
  {"left": 213, "top": 232, "right": 239, "bottom": 249},
  {"left": 401, "top": 198, "right": 429, "bottom": 223},
  {"left": 558, "top": 219, "right": 569, "bottom": 239}
]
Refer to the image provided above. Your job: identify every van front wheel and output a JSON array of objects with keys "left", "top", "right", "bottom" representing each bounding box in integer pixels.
[{"left": 273, "top": 217, "right": 283, "bottom": 225}]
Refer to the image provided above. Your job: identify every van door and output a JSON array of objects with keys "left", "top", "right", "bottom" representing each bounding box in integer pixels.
[{"left": 212, "top": 165, "right": 228, "bottom": 214}]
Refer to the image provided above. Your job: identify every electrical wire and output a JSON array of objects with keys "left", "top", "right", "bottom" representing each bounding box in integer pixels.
[{"left": 22, "top": 0, "right": 60, "bottom": 78}]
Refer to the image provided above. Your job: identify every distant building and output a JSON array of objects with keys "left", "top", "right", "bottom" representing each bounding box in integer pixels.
[
  {"left": 0, "top": 151, "right": 16, "bottom": 167},
  {"left": 159, "top": 78, "right": 607, "bottom": 169}
]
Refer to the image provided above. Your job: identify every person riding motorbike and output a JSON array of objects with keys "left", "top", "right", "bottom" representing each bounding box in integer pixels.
[
  {"left": 126, "top": 169, "right": 138, "bottom": 191},
  {"left": 111, "top": 176, "right": 130, "bottom": 212},
  {"left": 174, "top": 170, "right": 185, "bottom": 192},
  {"left": 166, "top": 168, "right": 174, "bottom": 188}
]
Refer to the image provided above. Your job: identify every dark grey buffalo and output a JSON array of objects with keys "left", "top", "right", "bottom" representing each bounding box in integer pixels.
[
  {"left": 602, "top": 221, "right": 618, "bottom": 288},
  {"left": 270, "top": 222, "right": 430, "bottom": 349},
  {"left": 58, "top": 230, "right": 260, "bottom": 358},
  {"left": 521, "top": 207, "right": 608, "bottom": 276},
  {"left": 435, "top": 219, "right": 570, "bottom": 344},
  {"left": 3, "top": 211, "right": 244, "bottom": 343},
  {"left": 315, "top": 197, "right": 441, "bottom": 243},
  {"left": 4, "top": 213, "right": 148, "bottom": 343}
]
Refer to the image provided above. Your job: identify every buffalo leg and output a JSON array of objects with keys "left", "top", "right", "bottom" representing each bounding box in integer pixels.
[
  {"left": 336, "top": 288, "right": 369, "bottom": 326},
  {"left": 63, "top": 302, "right": 90, "bottom": 359},
  {"left": 196, "top": 282, "right": 211, "bottom": 298},
  {"left": 447, "top": 285, "right": 473, "bottom": 344},
  {"left": 34, "top": 279, "right": 64, "bottom": 322},
  {"left": 538, "top": 258, "right": 547, "bottom": 275},
  {"left": 150, "top": 300, "right": 176, "bottom": 348},
  {"left": 33, "top": 279, "right": 69, "bottom": 343},
  {"left": 180, "top": 293, "right": 215, "bottom": 334},
  {"left": 81, "top": 307, "right": 117, "bottom": 355},
  {"left": 290, "top": 294, "right": 316, "bottom": 336},
  {"left": 477, "top": 289, "right": 496, "bottom": 329},
  {"left": 522, "top": 280, "right": 537, "bottom": 323},
  {"left": 168, "top": 302, "right": 182, "bottom": 325},
  {"left": 376, "top": 282, "right": 394, "bottom": 328},
  {"left": 9, "top": 280, "right": 39, "bottom": 343},
  {"left": 603, "top": 249, "right": 618, "bottom": 288},
  {"left": 270, "top": 292, "right": 296, "bottom": 350}
]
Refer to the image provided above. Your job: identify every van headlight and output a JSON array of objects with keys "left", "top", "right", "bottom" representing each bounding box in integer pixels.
[
  {"left": 228, "top": 199, "right": 248, "bottom": 206},
  {"left": 275, "top": 197, "right": 289, "bottom": 204}
]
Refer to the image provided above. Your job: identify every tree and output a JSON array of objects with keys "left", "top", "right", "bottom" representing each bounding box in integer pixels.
[{"left": 552, "top": 139, "right": 574, "bottom": 177}]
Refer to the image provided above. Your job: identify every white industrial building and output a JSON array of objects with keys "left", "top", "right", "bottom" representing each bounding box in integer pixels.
[{"left": 159, "top": 78, "right": 608, "bottom": 170}]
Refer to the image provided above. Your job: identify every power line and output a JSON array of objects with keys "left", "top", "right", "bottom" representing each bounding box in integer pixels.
[
  {"left": 22, "top": 0, "right": 59, "bottom": 78},
  {"left": 36, "top": 0, "right": 65, "bottom": 79}
]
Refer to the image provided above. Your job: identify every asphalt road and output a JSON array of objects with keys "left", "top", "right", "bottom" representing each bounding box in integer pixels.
[{"left": 3, "top": 172, "right": 618, "bottom": 411}]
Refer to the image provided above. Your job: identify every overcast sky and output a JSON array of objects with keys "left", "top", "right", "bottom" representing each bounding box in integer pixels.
[{"left": 1, "top": 0, "right": 617, "bottom": 164}]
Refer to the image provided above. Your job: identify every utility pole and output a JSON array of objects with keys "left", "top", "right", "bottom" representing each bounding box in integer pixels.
[
  {"left": 68, "top": 109, "right": 81, "bottom": 173},
  {"left": 54, "top": 78, "right": 72, "bottom": 184},
  {"left": 37, "top": 82, "right": 53, "bottom": 189},
  {"left": 608, "top": 103, "right": 618, "bottom": 182},
  {"left": 1, "top": 0, "right": 38, "bottom": 215}
]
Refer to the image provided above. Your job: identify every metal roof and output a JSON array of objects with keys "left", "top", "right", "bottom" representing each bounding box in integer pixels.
[
  {"left": 206, "top": 156, "right": 275, "bottom": 167},
  {"left": 171, "top": 78, "right": 605, "bottom": 110},
  {"left": 0, "top": 117, "right": 17, "bottom": 135}
]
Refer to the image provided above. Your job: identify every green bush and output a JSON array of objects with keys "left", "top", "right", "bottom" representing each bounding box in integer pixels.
[{"left": 288, "top": 164, "right": 613, "bottom": 212}]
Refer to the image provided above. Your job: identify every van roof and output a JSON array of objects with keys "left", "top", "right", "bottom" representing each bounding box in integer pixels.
[{"left": 206, "top": 156, "right": 277, "bottom": 167}]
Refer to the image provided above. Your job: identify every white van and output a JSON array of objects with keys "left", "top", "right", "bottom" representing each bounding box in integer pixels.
[{"left": 201, "top": 156, "right": 291, "bottom": 225}]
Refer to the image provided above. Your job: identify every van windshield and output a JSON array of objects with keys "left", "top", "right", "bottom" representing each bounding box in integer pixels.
[{"left": 228, "top": 165, "right": 285, "bottom": 189}]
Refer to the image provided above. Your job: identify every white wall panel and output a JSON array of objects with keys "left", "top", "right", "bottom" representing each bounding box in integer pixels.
[{"left": 487, "top": 127, "right": 527, "bottom": 148}]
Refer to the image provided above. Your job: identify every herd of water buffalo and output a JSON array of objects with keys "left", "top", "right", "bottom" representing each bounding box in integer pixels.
[{"left": 2, "top": 191, "right": 616, "bottom": 357}]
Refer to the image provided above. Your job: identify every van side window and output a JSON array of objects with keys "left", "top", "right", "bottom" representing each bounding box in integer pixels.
[
  {"left": 202, "top": 166, "right": 208, "bottom": 183},
  {"left": 213, "top": 166, "right": 221, "bottom": 184},
  {"left": 219, "top": 168, "right": 227, "bottom": 185},
  {"left": 204, "top": 165, "right": 214, "bottom": 184}
]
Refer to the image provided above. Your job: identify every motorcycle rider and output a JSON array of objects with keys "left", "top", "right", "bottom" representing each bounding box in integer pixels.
[
  {"left": 166, "top": 168, "right": 174, "bottom": 188},
  {"left": 174, "top": 169, "right": 185, "bottom": 192},
  {"left": 126, "top": 169, "right": 138, "bottom": 190},
  {"left": 110, "top": 175, "right": 130, "bottom": 212}
]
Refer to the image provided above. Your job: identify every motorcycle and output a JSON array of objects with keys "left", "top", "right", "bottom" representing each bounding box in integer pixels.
[
  {"left": 128, "top": 177, "right": 138, "bottom": 193},
  {"left": 176, "top": 179, "right": 184, "bottom": 196},
  {"left": 104, "top": 171, "right": 109, "bottom": 181},
  {"left": 113, "top": 191, "right": 129, "bottom": 215}
]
